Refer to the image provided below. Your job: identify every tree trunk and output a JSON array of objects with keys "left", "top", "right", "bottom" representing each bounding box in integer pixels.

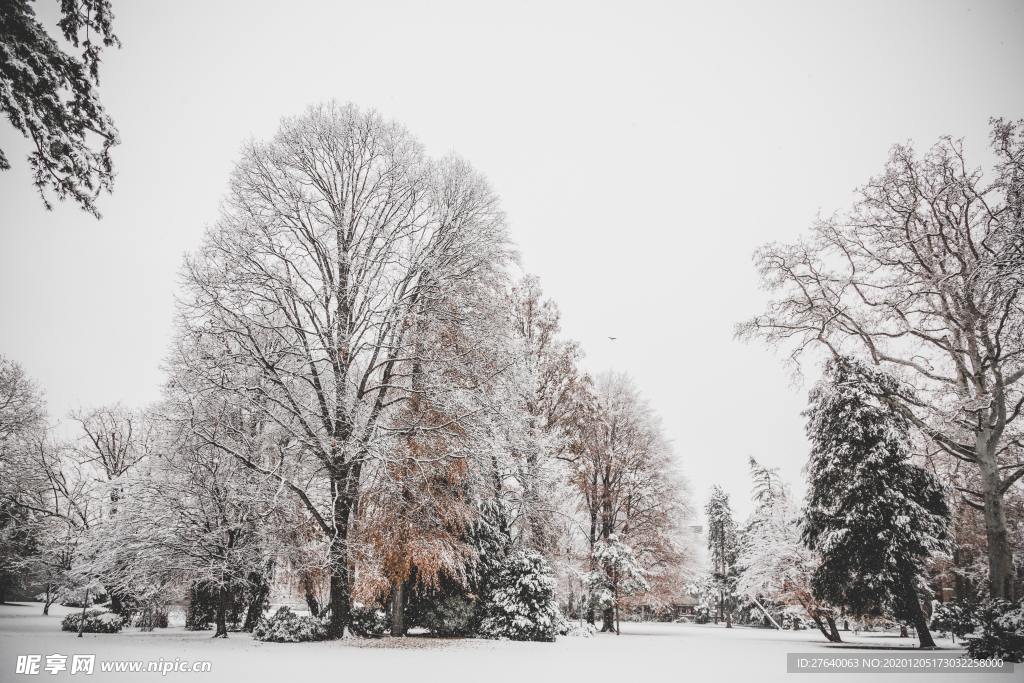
[
  {"left": 614, "top": 578, "right": 620, "bottom": 635},
  {"left": 600, "top": 606, "right": 615, "bottom": 632},
  {"left": 243, "top": 580, "right": 269, "bottom": 632},
  {"left": 328, "top": 544, "right": 351, "bottom": 638},
  {"left": 809, "top": 613, "right": 834, "bottom": 642},
  {"left": 43, "top": 584, "right": 51, "bottom": 615},
  {"left": 327, "top": 472, "right": 353, "bottom": 638},
  {"left": 805, "top": 605, "right": 841, "bottom": 643},
  {"left": 902, "top": 575, "right": 936, "bottom": 649},
  {"left": 586, "top": 505, "right": 598, "bottom": 626},
  {"left": 0, "top": 578, "right": 7, "bottom": 604},
  {"left": 77, "top": 590, "right": 89, "bottom": 638},
  {"left": 979, "top": 439, "right": 1015, "bottom": 600},
  {"left": 213, "top": 585, "right": 229, "bottom": 638},
  {"left": 824, "top": 615, "right": 842, "bottom": 643},
  {"left": 390, "top": 580, "right": 405, "bottom": 637},
  {"left": 108, "top": 587, "right": 123, "bottom": 616},
  {"left": 305, "top": 593, "right": 320, "bottom": 617}
]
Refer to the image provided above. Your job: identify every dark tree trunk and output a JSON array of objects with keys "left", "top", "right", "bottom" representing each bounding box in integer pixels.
[
  {"left": 903, "top": 575, "right": 936, "bottom": 648},
  {"left": 807, "top": 606, "right": 841, "bottom": 643},
  {"left": 390, "top": 580, "right": 406, "bottom": 637},
  {"left": 601, "top": 606, "right": 615, "bottom": 632},
  {"left": 613, "top": 576, "right": 620, "bottom": 635},
  {"left": 586, "top": 500, "right": 598, "bottom": 626},
  {"left": 108, "top": 588, "right": 123, "bottom": 616},
  {"left": 327, "top": 539, "right": 351, "bottom": 637},
  {"left": 327, "top": 471, "right": 353, "bottom": 638},
  {"left": 305, "top": 591, "right": 320, "bottom": 617},
  {"left": 77, "top": 590, "right": 89, "bottom": 638},
  {"left": 242, "top": 580, "right": 270, "bottom": 632},
  {"left": 810, "top": 614, "right": 830, "bottom": 641},
  {"left": 824, "top": 615, "right": 842, "bottom": 643},
  {"left": 810, "top": 614, "right": 837, "bottom": 642},
  {"left": 301, "top": 573, "right": 320, "bottom": 617},
  {"left": 0, "top": 578, "right": 7, "bottom": 604},
  {"left": 213, "top": 586, "right": 229, "bottom": 638}
]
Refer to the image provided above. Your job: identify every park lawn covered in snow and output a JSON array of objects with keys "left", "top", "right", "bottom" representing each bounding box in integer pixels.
[{"left": 0, "top": 603, "right": 977, "bottom": 683}]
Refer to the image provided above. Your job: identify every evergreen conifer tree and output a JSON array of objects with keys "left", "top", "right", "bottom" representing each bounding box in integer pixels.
[{"left": 803, "top": 358, "right": 950, "bottom": 648}]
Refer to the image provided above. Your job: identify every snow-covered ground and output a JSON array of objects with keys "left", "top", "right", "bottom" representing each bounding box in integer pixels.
[{"left": 0, "top": 603, "right": 980, "bottom": 683}]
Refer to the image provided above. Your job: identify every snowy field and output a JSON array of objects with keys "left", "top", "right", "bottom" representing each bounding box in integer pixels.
[{"left": 0, "top": 603, "right": 988, "bottom": 683}]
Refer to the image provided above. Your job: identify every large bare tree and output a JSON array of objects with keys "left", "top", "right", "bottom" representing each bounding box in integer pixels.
[
  {"left": 175, "top": 102, "right": 510, "bottom": 635},
  {"left": 739, "top": 119, "right": 1024, "bottom": 599}
]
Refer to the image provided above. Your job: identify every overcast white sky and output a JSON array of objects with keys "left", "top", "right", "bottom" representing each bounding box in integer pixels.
[{"left": 1, "top": 0, "right": 1022, "bottom": 519}]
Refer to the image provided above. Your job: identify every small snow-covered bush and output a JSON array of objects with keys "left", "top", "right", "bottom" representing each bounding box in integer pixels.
[
  {"left": 61, "top": 609, "right": 123, "bottom": 634},
  {"left": 478, "top": 549, "right": 559, "bottom": 642},
  {"left": 931, "top": 600, "right": 976, "bottom": 641},
  {"left": 966, "top": 600, "right": 1024, "bottom": 662},
  {"left": 560, "top": 621, "right": 598, "bottom": 637},
  {"left": 252, "top": 606, "right": 328, "bottom": 643},
  {"left": 349, "top": 603, "right": 388, "bottom": 637}
]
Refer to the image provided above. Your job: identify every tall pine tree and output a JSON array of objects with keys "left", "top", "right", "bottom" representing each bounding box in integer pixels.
[
  {"left": 803, "top": 358, "right": 950, "bottom": 648},
  {"left": 705, "top": 486, "right": 738, "bottom": 627}
]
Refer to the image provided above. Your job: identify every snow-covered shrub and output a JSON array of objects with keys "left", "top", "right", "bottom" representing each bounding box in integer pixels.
[
  {"left": 349, "top": 603, "right": 388, "bottom": 637},
  {"left": 560, "top": 621, "right": 598, "bottom": 637},
  {"left": 931, "top": 600, "right": 976, "bottom": 641},
  {"left": 966, "top": 600, "right": 1024, "bottom": 662},
  {"left": 478, "top": 549, "right": 559, "bottom": 642},
  {"left": 61, "top": 609, "right": 123, "bottom": 634},
  {"left": 252, "top": 606, "right": 328, "bottom": 643},
  {"left": 418, "top": 595, "right": 474, "bottom": 637}
]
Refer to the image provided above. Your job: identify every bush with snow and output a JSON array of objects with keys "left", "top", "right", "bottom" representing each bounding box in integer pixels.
[
  {"left": 965, "top": 599, "right": 1024, "bottom": 662},
  {"left": 349, "top": 603, "right": 388, "bottom": 637},
  {"left": 478, "top": 549, "right": 559, "bottom": 642},
  {"left": 559, "top": 620, "right": 597, "bottom": 637},
  {"left": 60, "top": 609, "right": 123, "bottom": 633},
  {"left": 930, "top": 600, "right": 977, "bottom": 642},
  {"left": 252, "top": 606, "right": 328, "bottom": 642}
]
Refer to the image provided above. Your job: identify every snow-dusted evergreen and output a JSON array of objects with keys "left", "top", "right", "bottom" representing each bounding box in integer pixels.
[
  {"left": 478, "top": 549, "right": 561, "bottom": 642},
  {"left": 802, "top": 357, "right": 950, "bottom": 648},
  {"left": 703, "top": 485, "right": 738, "bottom": 627}
]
